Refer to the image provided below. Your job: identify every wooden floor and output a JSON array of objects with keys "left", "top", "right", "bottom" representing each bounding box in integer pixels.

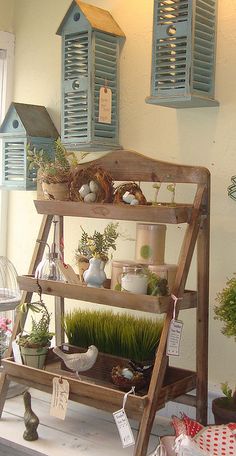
[{"left": 0, "top": 386, "right": 173, "bottom": 455}]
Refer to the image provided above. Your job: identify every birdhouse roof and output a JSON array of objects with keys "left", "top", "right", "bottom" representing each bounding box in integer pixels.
[
  {"left": 0, "top": 102, "right": 59, "bottom": 138},
  {"left": 57, "top": 0, "right": 125, "bottom": 38}
]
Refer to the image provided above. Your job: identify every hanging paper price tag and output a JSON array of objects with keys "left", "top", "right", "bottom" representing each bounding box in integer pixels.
[
  {"left": 113, "top": 387, "right": 135, "bottom": 448},
  {"left": 98, "top": 87, "right": 112, "bottom": 124},
  {"left": 50, "top": 377, "right": 69, "bottom": 420},
  {"left": 166, "top": 294, "right": 183, "bottom": 357},
  {"left": 12, "top": 340, "right": 23, "bottom": 364},
  {"left": 166, "top": 319, "right": 183, "bottom": 356}
]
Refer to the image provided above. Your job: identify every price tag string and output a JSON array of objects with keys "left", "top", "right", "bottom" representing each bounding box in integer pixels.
[
  {"left": 122, "top": 386, "right": 135, "bottom": 410},
  {"left": 171, "top": 294, "right": 183, "bottom": 321}
]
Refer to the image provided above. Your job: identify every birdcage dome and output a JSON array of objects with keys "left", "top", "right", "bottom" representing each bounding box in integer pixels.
[{"left": 0, "top": 257, "right": 21, "bottom": 311}]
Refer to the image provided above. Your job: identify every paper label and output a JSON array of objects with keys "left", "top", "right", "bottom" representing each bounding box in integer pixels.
[
  {"left": 12, "top": 340, "right": 23, "bottom": 364},
  {"left": 50, "top": 377, "right": 69, "bottom": 420},
  {"left": 166, "top": 319, "right": 183, "bottom": 356},
  {"left": 113, "top": 408, "right": 135, "bottom": 448},
  {"left": 98, "top": 87, "right": 112, "bottom": 124}
]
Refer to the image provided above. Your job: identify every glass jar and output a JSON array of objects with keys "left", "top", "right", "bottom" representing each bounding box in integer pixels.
[
  {"left": 35, "top": 253, "right": 64, "bottom": 281},
  {"left": 121, "top": 266, "right": 148, "bottom": 295}
]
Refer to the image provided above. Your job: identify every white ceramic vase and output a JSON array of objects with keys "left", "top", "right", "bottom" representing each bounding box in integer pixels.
[{"left": 83, "top": 257, "right": 106, "bottom": 288}]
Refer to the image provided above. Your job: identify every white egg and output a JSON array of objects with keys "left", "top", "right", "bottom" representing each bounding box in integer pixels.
[
  {"left": 79, "top": 184, "right": 90, "bottom": 198},
  {"left": 84, "top": 192, "right": 96, "bottom": 203},
  {"left": 130, "top": 198, "right": 139, "bottom": 205},
  {"left": 121, "top": 368, "right": 134, "bottom": 380},
  {"left": 122, "top": 192, "right": 135, "bottom": 204},
  {"left": 89, "top": 180, "right": 99, "bottom": 193}
]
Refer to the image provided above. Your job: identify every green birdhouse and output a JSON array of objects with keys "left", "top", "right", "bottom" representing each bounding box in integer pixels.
[
  {"left": 57, "top": 0, "right": 125, "bottom": 151},
  {"left": 0, "top": 103, "right": 58, "bottom": 190}
]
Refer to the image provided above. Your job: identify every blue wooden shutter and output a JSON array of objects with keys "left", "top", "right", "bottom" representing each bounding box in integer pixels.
[
  {"left": 147, "top": 0, "right": 218, "bottom": 108},
  {"left": 93, "top": 31, "right": 118, "bottom": 144},
  {"left": 3, "top": 139, "right": 26, "bottom": 187},
  {"left": 152, "top": 0, "right": 191, "bottom": 97},
  {"left": 62, "top": 30, "right": 90, "bottom": 144},
  {"left": 192, "top": 0, "right": 217, "bottom": 97}
]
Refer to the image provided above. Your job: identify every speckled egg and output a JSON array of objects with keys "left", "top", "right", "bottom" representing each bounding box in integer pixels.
[
  {"left": 84, "top": 192, "right": 96, "bottom": 203},
  {"left": 121, "top": 368, "right": 134, "bottom": 380},
  {"left": 89, "top": 180, "right": 99, "bottom": 193},
  {"left": 79, "top": 184, "right": 90, "bottom": 199}
]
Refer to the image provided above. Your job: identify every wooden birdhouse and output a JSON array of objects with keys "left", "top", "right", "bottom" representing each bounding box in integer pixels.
[
  {"left": 0, "top": 103, "right": 58, "bottom": 190},
  {"left": 56, "top": 0, "right": 125, "bottom": 151},
  {"left": 146, "top": 0, "right": 219, "bottom": 108}
]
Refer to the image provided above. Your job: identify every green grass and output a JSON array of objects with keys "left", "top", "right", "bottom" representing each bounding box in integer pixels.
[{"left": 64, "top": 309, "right": 163, "bottom": 362}]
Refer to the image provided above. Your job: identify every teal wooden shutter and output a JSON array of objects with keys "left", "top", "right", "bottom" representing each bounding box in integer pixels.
[
  {"left": 147, "top": 0, "right": 218, "bottom": 108},
  {"left": 62, "top": 31, "right": 90, "bottom": 144},
  {"left": 93, "top": 31, "right": 118, "bottom": 144},
  {"left": 3, "top": 139, "right": 26, "bottom": 188}
]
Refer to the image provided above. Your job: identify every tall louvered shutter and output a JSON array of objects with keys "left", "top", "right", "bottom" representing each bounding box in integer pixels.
[
  {"left": 63, "top": 31, "right": 89, "bottom": 143},
  {"left": 94, "top": 31, "right": 118, "bottom": 142},
  {"left": 192, "top": 0, "right": 216, "bottom": 96},
  {"left": 152, "top": 0, "right": 191, "bottom": 97}
]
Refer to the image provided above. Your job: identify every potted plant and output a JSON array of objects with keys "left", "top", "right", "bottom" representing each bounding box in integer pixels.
[
  {"left": 212, "top": 274, "right": 236, "bottom": 423},
  {"left": 16, "top": 299, "right": 54, "bottom": 369},
  {"left": 27, "top": 138, "right": 78, "bottom": 200},
  {"left": 75, "top": 222, "right": 119, "bottom": 286}
]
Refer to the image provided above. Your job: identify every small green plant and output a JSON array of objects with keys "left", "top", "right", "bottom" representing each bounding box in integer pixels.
[
  {"left": 17, "top": 300, "right": 54, "bottom": 348},
  {"left": 220, "top": 382, "right": 236, "bottom": 406},
  {"left": 27, "top": 137, "right": 78, "bottom": 184},
  {"left": 64, "top": 309, "right": 163, "bottom": 362},
  {"left": 75, "top": 222, "right": 119, "bottom": 263},
  {"left": 214, "top": 274, "right": 236, "bottom": 339},
  {"left": 146, "top": 270, "right": 169, "bottom": 296}
]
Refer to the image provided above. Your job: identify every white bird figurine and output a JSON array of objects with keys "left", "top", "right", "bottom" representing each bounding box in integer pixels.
[{"left": 53, "top": 345, "right": 98, "bottom": 378}]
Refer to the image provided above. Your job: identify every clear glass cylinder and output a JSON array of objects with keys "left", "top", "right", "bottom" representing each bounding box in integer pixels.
[
  {"left": 37, "top": 253, "right": 64, "bottom": 281},
  {"left": 121, "top": 266, "right": 148, "bottom": 295}
]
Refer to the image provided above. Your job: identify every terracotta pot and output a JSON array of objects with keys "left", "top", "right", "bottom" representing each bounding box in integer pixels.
[
  {"left": 42, "top": 181, "right": 70, "bottom": 201},
  {"left": 212, "top": 397, "right": 236, "bottom": 424}
]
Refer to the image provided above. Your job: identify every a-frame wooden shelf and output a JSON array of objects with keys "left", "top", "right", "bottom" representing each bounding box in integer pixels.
[{"left": 0, "top": 150, "right": 210, "bottom": 456}]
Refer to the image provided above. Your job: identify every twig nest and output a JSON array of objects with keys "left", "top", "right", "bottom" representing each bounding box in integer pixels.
[
  {"left": 111, "top": 365, "right": 146, "bottom": 392},
  {"left": 70, "top": 165, "right": 114, "bottom": 203},
  {"left": 113, "top": 183, "right": 147, "bottom": 205}
]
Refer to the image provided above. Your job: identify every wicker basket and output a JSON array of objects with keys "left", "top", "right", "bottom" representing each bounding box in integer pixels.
[
  {"left": 70, "top": 165, "right": 114, "bottom": 203},
  {"left": 113, "top": 182, "right": 147, "bottom": 204}
]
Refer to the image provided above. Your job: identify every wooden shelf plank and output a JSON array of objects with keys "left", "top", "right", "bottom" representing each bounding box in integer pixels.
[
  {"left": 34, "top": 200, "right": 193, "bottom": 224},
  {"left": 2, "top": 358, "right": 196, "bottom": 420},
  {"left": 17, "top": 275, "right": 197, "bottom": 314}
]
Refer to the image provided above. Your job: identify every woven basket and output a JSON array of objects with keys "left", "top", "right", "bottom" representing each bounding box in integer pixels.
[
  {"left": 70, "top": 165, "right": 113, "bottom": 203},
  {"left": 113, "top": 182, "right": 147, "bottom": 204}
]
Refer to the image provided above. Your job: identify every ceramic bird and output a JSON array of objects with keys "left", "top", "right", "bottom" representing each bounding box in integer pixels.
[
  {"left": 53, "top": 345, "right": 98, "bottom": 378},
  {"left": 23, "top": 391, "right": 39, "bottom": 441}
]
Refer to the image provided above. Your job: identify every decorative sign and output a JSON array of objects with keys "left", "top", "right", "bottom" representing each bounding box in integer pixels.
[
  {"left": 98, "top": 87, "right": 112, "bottom": 124},
  {"left": 50, "top": 377, "right": 69, "bottom": 420}
]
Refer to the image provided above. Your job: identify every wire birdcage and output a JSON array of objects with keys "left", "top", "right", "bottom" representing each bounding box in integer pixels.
[{"left": 0, "top": 257, "right": 21, "bottom": 311}]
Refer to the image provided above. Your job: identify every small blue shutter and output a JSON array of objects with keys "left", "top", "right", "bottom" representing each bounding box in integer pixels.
[
  {"left": 93, "top": 31, "right": 118, "bottom": 144},
  {"left": 62, "top": 30, "right": 90, "bottom": 143},
  {"left": 192, "top": 0, "right": 217, "bottom": 97},
  {"left": 151, "top": 0, "right": 191, "bottom": 97},
  {"left": 3, "top": 139, "right": 26, "bottom": 187}
]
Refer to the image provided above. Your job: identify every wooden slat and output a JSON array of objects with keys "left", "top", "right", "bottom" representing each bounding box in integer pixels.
[
  {"left": 78, "top": 150, "right": 210, "bottom": 184},
  {"left": 34, "top": 200, "right": 193, "bottom": 224},
  {"left": 17, "top": 276, "right": 197, "bottom": 314}
]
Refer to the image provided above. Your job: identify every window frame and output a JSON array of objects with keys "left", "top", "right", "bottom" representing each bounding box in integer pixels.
[{"left": 0, "top": 31, "right": 15, "bottom": 256}]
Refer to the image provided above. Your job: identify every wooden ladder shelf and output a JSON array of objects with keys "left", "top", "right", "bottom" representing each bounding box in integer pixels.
[{"left": 0, "top": 150, "right": 210, "bottom": 456}]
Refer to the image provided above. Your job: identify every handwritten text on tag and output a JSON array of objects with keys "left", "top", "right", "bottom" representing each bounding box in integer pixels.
[
  {"left": 98, "top": 87, "right": 112, "bottom": 124},
  {"left": 50, "top": 377, "right": 69, "bottom": 420},
  {"left": 166, "top": 319, "right": 183, "bottom": 356},
  {"left": 113, "top": 408, "right": 135, "bottom": 448}
]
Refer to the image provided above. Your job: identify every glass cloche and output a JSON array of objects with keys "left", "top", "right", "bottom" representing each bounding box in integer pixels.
[{"left": 0, "top": 256, "right": 21, "bottom": 311}]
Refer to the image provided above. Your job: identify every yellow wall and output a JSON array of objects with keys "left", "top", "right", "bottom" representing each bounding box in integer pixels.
[
  {"left": 0, "top": 0, "right": 15, "bottom": 32},
  {"left": 2, "top": 0, "right": 236, "bottom": 386}
]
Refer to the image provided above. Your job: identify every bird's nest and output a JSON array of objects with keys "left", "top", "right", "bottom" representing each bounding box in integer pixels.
[
  {"left": 113, "top": 182, "right": 147, "bottom": 204},
  {"left": 111, "top": 365, "right": 147, "bottom": 392},
  {"left": 70, "top": 165, "right": 114, "bottom": 203}
]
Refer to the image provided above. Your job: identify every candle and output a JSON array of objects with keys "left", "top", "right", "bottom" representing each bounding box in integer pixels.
[{"left": 121, "top": 272, "right": 148, "bottom": 294}]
